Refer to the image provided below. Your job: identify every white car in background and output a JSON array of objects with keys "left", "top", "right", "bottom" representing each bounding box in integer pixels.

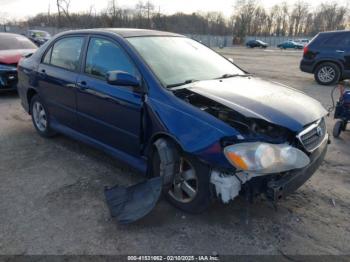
[{"left": 295, "top": 39, "right": 309, "bottom": 46}]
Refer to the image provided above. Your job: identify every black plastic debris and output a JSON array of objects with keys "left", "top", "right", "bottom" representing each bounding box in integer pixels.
[{"left": 104, "top": 177, "right": 163, "bottom": 224}]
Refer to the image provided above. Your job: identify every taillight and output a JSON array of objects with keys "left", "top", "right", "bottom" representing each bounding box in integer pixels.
[{"left": 303, "top": 45, "right": 309, "bottom": 56}]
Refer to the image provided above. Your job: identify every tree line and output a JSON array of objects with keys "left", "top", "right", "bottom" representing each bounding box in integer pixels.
[
  {"left": 8, "top": 0, "right": 350, "bottom": 41},
  {"left": 232, "top": 0, "right": 348, "bottom": 38}
]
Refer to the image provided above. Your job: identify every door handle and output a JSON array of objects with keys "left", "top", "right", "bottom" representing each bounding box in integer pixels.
[
  {"left": 77, "top": 81, "right": 87, "bottom": 90},
  {"left": 39, "top": 69, "right": 46, "bottom": 77},
  {"left": 336, "top": 50, "right": 344, "bottom": 53}
]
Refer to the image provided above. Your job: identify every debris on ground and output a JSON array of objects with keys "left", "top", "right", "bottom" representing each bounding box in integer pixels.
[{"left": 104, "top": 177, "right": 162, "bottom": 224}]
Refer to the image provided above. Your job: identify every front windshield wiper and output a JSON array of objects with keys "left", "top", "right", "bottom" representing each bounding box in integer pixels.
[
  {"left": 215, "top": 73, "right": 252, "bottom": 79},
  {"left": 166, "top": 74, "right": 252, "bottom": 88},
  {"left": 166, "top": 79, "right": 198, "bottom": 89}
]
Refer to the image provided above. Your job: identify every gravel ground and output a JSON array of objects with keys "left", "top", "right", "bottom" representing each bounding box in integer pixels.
[{"left": 0, "top": 47, "right": 349, "bottom": 256}]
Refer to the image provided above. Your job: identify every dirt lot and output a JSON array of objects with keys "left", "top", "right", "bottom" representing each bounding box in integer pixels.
[{"left": 0, "top": 47, "right": 349, "bottom": 256}]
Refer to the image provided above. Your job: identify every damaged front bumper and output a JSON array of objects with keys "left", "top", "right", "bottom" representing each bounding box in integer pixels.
[
  {"left": 0, "top": 66, "right": 17, "bottom": 91},
  {"left": 211, "top": 135, "right": 328, "bottom": 203},
  {"left": 266, "top": 136, "right": 328, "bottom": 201}
]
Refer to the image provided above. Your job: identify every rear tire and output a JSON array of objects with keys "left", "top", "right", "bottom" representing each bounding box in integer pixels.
[
  {"left": 30, "top": 95, "right": 56, "bottom": 137},
  {"left": 333, "top": 120, "right": 343, "bottom": 138},
  {"left": 314, "top": 62, "right": 340, "bottom": 85},
  {"left": 152, "top": 139, "right": 211, "bottom": 213}
]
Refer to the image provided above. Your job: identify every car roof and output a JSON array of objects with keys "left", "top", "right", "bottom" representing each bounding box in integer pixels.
[
  {"left": 28, "top": 30, "right": 49, "bottom": 33},
  {"left": 319, "top": 30, "right": 350, "bottom": 35},
  {"left": 59, "top": 28, "right": 183, "bottom": 38}
]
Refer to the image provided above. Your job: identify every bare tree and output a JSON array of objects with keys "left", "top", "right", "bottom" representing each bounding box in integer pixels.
[
  {"left": 145, "top": 1, "right": 155, "bottom": 27},
  {"left": 232, "top": 0, "right": 256, "bottom": 38},
  {"left": 56, "top": 0, "right": 71, "bottom": 27},
  {"left": 281, "top": 2, "right": 289, "bottom": 36},
  {"left": 0, "top": 12, "right": 9, "bottom": 31},
  {"left": 291, "top": 1, "right": 309, "bottom": 36}
]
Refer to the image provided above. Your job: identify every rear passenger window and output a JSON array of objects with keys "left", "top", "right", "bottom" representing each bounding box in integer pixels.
[
  {"left": 85, "top": 37, "right": 138, "bottom": 79},
  {"left": 340, "top": 34, "right": 350, "bottom": 46},
  {"left": 323, "top": 34, "right": 346, "bottom": 47},
  {"left": 50, "top": 37, "right": 84, "bottom": 71}
]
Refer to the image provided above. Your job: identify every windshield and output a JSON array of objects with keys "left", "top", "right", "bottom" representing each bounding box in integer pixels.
[
  {"left": 0, "top": 34, "right": 37, "bottom": 50},
  {"left": 127, "top": 36, "right": 245, "bottom": 87}
]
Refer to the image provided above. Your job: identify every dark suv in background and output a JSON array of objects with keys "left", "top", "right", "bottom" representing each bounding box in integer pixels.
[{"left": 300, "top": 30, "right": 350, "bottom": 85}]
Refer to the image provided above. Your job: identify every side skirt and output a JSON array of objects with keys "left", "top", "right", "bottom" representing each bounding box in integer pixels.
[{"left": 51, "top": 120, "right": 147, "bottom": 175}]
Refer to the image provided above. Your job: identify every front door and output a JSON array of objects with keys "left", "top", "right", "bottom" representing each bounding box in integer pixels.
[{"left": 76, "top": 36, "right": 143, "bottom": 156}]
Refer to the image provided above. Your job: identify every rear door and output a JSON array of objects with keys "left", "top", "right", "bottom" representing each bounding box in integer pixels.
[
  {"left": 37, "top": 36, "right": 85, "bottom": 129},
  {"left": 338, "top": 33, "right": 350, "bottom": 74},
  {"left": 76, "top": 36, "right": 143, "bottom": 156},
  {"left": 318, "top": 33, "right": 348, "bottom": 69}
]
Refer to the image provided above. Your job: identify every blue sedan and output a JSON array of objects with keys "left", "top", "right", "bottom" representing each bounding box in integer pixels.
[
  {"left": 277, "top": 41, "right": 304, "bottom": 49},
  {"left": 17, "top": 29, "right": 328, "bottom": 216}
]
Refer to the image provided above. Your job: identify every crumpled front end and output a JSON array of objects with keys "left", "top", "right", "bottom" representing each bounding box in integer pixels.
[
  {"left": 211, "top": 133, "right": 328, "bottom": 204},
  {"left": 210, "top": 117, "right": 328, "bottom": 203},
  {"left": 173, "top": 86, "right": 329, "bottom": 204}
]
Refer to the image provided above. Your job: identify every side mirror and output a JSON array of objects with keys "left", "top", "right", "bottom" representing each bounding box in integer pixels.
[{"left": 106, "top": 71, "right": 140, "bottom": 87}]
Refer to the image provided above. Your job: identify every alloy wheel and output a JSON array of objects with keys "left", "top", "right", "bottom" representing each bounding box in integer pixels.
[
  {"left": 32, "top": 101, "right": 47, "bottom": 132},
  {"left": 168, "top": 157, "right": 198, "bottom": 203},
  {"left": 318, "top": 66, "right": 336, "bottom": 83}
]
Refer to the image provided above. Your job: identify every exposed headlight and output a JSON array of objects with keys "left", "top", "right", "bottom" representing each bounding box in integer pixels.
[{"left": 224, "top": 142, "right": 310, "bottom": 174}]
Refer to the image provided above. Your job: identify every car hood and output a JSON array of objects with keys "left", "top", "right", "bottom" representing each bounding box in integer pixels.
[
  {"left": 0, "top": 49, "right": 37, "bottom": 64},
  {"left": 185, "top": 77, "right": 328, "bottom": 132}
]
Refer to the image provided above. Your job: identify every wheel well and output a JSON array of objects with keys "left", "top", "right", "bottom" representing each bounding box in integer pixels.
[
  {"left": 148, "top": 133, "right": 183, "bottom": 156},
  {"left": 144, "top": 133, "right": 183, "bottom": 178},
  {"left": 313, "top": 60, "right": 342, "bottom": 75},
  {"left": 27, "top": 89, "right": 37, "bottom": 114}
]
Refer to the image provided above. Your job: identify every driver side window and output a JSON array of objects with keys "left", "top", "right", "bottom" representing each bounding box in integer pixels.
[{"left": 85, "top": 37, "right": 139, "bottom": 80}]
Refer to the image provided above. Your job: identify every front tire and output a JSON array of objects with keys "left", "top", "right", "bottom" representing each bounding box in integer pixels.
[
  {"left": 152, "top": 139, "right": 211, "bottom": 213},
  {"left": 314, "top": 62, "right": 340, "bottom": 85},
  {"left": 30, "top": 95, "right": 56, "bottom": 137}
]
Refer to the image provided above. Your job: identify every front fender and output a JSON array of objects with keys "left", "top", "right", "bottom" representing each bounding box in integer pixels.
[{"left": 146, "top": 97, "right": 239, "bottom": 168}]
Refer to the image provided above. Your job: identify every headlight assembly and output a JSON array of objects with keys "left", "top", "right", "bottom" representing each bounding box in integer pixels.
[{"left": 224, "top": 142, "right": 310, "bottom": 174}]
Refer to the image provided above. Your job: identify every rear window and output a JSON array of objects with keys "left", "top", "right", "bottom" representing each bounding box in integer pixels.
[
  {"left": 0, "top": 34, "right": 37, "bottom": 50},
  {"left": 323, "top": 33, "right": 345, "bottom": 47},
  {"left": 307, "top": 34, "right": 322, "bottom": 47},
  {"left": 311, "top": 32, "right": 350, "bottom": 48},
  {"left": 50, "top": 37, "right": 84, "bottom": 71}
]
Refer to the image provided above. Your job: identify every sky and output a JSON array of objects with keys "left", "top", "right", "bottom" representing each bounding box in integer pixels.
[{"left": 0, "top": 0, "right": 348, "bottom": 20}]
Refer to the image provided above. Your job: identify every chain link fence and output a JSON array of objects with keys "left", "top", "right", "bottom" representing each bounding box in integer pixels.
[
  {"left": 0, "top": 25, "right": 74, "bottom": 36},
  {"left": 244, "top": 35, "right": 312, "bottom": 47},
  {"left": 0, "top": 25, "right": 313, "bottom": 48}
]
